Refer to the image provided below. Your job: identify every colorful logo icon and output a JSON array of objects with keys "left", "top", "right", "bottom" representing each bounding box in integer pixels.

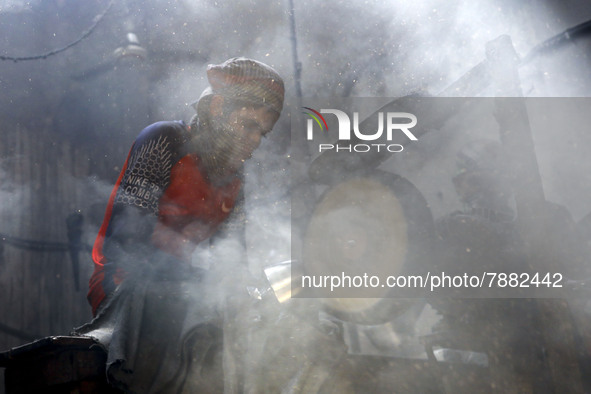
[{"left": 302, "top": 107, "right": 328, "bottom": 132}]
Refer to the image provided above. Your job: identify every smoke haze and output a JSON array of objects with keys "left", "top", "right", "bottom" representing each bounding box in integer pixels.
[{"left": 1, "top": 0, "right": 591, "bottom": 392}]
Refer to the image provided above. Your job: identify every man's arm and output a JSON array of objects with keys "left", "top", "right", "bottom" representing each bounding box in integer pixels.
[{"left": 101, "top": 122, "right": 189, "bottom": 271}]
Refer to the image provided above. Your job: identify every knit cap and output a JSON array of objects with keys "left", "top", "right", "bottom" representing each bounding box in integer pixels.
[{"left": 202, "top": 57, "right": 285, "bottom": 115}]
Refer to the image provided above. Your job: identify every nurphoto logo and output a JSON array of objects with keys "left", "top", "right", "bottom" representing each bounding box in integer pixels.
[{"left": 303, "top": 107, "right": 418, "bottom": 153}]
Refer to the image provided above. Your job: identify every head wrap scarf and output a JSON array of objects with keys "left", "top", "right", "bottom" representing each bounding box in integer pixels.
[{"left": 191, "top": 58, "right": 284, "bottom": 183}]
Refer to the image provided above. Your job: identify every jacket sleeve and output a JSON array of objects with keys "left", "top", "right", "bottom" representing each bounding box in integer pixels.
[{"left": 102, "top": 124, "right": 187, "bottom": 271}]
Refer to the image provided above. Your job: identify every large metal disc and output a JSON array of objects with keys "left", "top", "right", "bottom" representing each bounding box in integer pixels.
[{"left": 302, "top": 171, "right": 434, "bottom": 324}]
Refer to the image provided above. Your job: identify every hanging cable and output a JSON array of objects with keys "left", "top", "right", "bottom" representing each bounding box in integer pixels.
[
  {"left": 287, "top": 0, "right": 302, "bottom": 99},
  {"left": 0, "top": 233, "right": 91, "bottom": 253},
  {"left": 0, "top": 0, "right": 115, "bottom": 62},
  {"left": 0, "top": 233, "right": 69, "bottom": 252}
]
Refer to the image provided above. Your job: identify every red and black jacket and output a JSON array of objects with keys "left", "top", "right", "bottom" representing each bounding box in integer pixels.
[{"left": 88, "top": 121, "right": 242, "bottom": 316}]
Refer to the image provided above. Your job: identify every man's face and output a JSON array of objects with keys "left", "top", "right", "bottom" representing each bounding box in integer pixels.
[{"left": 210, "top": 101, "right": 279, "bottom": 172}]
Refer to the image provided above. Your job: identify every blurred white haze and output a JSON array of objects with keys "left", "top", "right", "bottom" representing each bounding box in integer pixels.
[{"left": 1, "top": 0, "right": 591, "bottom": 391}]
